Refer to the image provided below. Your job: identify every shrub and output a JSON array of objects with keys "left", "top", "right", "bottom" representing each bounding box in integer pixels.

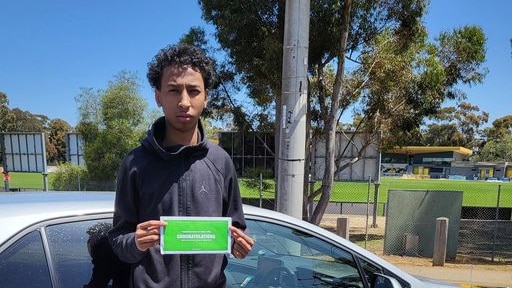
[
  {"left": 50, "top": 163, "right": 89, "bottom": 191},
  {"left": 242, "top": 168, "right": 274, "bottom": 191}
]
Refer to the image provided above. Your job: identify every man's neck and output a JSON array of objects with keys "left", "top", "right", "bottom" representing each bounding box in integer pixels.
[{"left": 163, "top": 126, "right": 200, "bottom": 147}]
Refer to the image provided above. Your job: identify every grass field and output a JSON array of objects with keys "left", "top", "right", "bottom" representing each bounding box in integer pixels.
[
  {"left": 2, "top": 172, "right": 511, "bottom": 207},
  {"left": 240, "top": 176, "right": 512, "bottom": 208},
  {"left": 1, "top": 172, "right": 53, "bottom": 189}
]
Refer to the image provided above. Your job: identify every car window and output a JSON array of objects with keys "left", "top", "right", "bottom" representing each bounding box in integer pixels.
[
  {"left": 357, "top": 257, "right": 383, "bottom": 287},
  {"left": 358, "top": 256, "right": 411, "bottom": 288},
  {"left": 0, "top": 230, "right": 52, "bottom": 288},
  {"left": 226, "top": 219, "right": 365, "bottom": 287},
  {"left": 45, "top": 219, "right": 130, "bottom": 288}
]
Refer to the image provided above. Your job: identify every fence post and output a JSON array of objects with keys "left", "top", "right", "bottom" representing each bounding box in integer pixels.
[
  {"left": 337, "top": 217, "right": 350, "bottom": 239},
  {"left": 259, "top": 173, "right": 263, "bottom": 208},
  {"left": 365, "top": 176, "right": 371, "bottom": 248},
  {"left": 492, "top": 184, "right": 502, "bottom": 262},
  {"left": 42, "top": 172, "right": 49, "bottom": 192},
  {"left": 433, "top": 217, "right": 449, "bottom": 266},
  {"left": 372, "top": 181, "right": 380, "bottom": 228}
]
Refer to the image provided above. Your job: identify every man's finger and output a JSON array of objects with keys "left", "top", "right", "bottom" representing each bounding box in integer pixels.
[{"left": 230, "top": 226, "right": 254, "bottom": 244}]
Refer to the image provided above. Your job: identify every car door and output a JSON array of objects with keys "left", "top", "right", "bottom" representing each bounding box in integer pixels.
[
  {"left": 225, "top": 218, "right": 410, "bottom": 288},
  {"left": 0, "top": 229, "right": 52, "bottom": 288},
  {"left": 44, "top": 216, "right": 129, "bottom": 288},
  {"left": 0, "top": 214, "right": 129, "bottom": 288}
]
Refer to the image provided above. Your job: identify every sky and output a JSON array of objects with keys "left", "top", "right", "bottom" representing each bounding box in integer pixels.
[{"left": 1, "top": 0, "right": 511, "bottom": 128}]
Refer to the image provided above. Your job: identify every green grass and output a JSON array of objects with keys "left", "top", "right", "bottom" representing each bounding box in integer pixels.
[
  {"left": 239, "top": 177, "right": 512, "bottom": 208},
  {"left": 380, "top": 178, "right": 511, "bottom": 207},
  {"left": 0, "top": 172, "right": 54, "bottom": 190},
  {"left": 3, "top": 172, "right": 511, "bottom": 208}
]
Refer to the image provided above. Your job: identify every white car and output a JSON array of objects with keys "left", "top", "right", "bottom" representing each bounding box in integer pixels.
[{"left": 0, "top": 192, "right": 460, "bottom": 288}]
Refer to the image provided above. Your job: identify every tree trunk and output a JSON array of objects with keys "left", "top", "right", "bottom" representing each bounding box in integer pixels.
[{"left": 310, "top": 0, "right": 352, "bottom": 225}]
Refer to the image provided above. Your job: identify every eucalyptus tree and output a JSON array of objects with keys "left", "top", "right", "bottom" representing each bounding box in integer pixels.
[
  {"left": 422, "top": 102, "right": 489, "bottom": 148},
  {"left": 199, "top": 0, "right": 487, "bottom": 224},
  {"left": 7, "top": 108, "right": 47, "bottom": 132},
  {"left": 483, "top": 115, "right": 512, "bottom": 142},
  {"left": 476, "top": 134, "right": 512, "bottom": 162}
]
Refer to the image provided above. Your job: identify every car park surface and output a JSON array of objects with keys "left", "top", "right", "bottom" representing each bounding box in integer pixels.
[{"left": 0, "top": 191, "right": 460, "bottom": 288}]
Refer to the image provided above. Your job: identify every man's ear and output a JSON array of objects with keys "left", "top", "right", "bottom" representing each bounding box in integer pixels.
[
  {"left": 155, "top": 89, "right": 162, "bottom": 107},
  {"left": 204, "top": 90, "right": 208, "bottom": 108}
]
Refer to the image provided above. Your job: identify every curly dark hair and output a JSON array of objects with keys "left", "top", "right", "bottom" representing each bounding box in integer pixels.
[{"left": 147, "top": 44, "right": 216, "bottom": 91}]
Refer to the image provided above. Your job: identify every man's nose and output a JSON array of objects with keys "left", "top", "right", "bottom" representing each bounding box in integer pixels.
[{"left": 178, "top": 91, "right": 191, "bottom": 108}]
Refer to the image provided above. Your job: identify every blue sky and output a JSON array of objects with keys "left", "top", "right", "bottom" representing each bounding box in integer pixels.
[{"left": 1, "top": 1, "right": 511, "bottom": 128}]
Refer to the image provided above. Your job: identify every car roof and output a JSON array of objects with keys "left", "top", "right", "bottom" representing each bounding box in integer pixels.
[
  {"left": 0, "top": 191, "right": 368, "bottom": 256},
  {"left": 0, "top": 191, "right": 115, "bottom": 244}
]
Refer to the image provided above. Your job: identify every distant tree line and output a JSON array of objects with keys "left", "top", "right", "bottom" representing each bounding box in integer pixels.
[{"left": 0, "top": 91, "right": 72, "bottom": 164}]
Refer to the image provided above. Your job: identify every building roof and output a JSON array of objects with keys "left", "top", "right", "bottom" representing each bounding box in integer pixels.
[{"left": 387, "top": 146, "right": 473, "bottom": 156}]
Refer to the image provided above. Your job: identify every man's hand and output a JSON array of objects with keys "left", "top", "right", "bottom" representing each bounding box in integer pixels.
[
  {"left": 135, "top": 220, "right": 167, "bottom": 252},
  {"left": 230, "top": 226, "right": 254, "bottom": 259}
]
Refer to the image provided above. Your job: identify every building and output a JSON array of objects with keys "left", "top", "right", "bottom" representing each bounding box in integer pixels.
[
  {"left": 382, "top": 146, "right": 512, "bottom": 180},
  {"left": 217, "top": 130, "right": 512, "bottom": 181}
]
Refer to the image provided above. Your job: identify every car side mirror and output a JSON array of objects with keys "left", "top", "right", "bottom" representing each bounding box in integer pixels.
[{"left": 371, "top": 273, "right": 403, "bottom": 288}]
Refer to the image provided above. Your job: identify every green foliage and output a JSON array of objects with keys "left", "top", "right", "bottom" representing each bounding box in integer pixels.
[
  {"left": 201, "top": 118, "right": 222, "bottom": 142},
  {"left": 47, "top": 119, "right": 72, "bottom": 163},
  {"left": 76, "top": 71, "right": 147, "bottom": 181},
  {"left": 84, "top": 123, "right": 143, "bottom": 180},
  {"left": 483, "top": 115, "right": 512, "bottom": 142},
  {"left": 50, "top": 163, "right": 88, "bottom": 191},
  {"left": 0, "top": 91, "right": 13, "bottom": 132},
  {"left": 241, "top": 167, "right": 274, "bottom": 191},
  {"left": 5, "top": 108, "right": 48, "bottom": 132},
  {"left": 101, "top": 71, "right": 146, "bottom": 129},
  {"left": 476, "top": 135, "right": 512, "bottom": 162},
  {"left": 423, "top": 102, "right": 488, "bottom": 148},
  {"left": 437, "top": 26, "right": 488, "bottom": 88}
]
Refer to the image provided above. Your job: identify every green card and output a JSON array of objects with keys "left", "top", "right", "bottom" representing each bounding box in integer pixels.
[{"left": 160, "top": 216, "right": 232, "bottom": 254}]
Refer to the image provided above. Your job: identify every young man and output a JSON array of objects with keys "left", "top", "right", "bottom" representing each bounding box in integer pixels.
[{"left": 109, "top": 44, "right": 254, "bottom": 288}]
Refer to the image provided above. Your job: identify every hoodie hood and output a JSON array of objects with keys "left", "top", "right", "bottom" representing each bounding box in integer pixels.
[{"left": 141, "top": 116, "right": 208, "bottom": 160}]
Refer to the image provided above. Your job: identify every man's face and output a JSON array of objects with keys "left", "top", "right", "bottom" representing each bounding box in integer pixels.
[{"left": 155, "top": 65, "right": 207, "bottom": 134}]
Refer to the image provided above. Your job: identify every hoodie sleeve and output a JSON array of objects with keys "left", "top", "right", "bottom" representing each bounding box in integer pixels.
[{"left": 108, "top": 153, "right": 146, "bottom": 263}]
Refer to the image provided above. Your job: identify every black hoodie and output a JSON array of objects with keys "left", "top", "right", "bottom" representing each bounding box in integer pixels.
[{"left": 109, "top": 117, "right": 246, "bottom": 288}]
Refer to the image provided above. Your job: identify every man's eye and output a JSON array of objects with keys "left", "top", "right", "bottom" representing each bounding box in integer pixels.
[{"left": 188, "top": 89, "right": 201, "bottom": 96}]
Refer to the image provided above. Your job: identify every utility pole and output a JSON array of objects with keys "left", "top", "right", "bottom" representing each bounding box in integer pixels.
[{"left": 276, "top": 0, "right": 310, "bottom": 219}]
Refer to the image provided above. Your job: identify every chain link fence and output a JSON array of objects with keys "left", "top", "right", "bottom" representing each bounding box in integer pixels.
[
  {"left": 241, "top": 175, "right": 512, "bottom": 265},
  {"left": 321, "top": 178, "right": 511, "bottom": 264}
]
